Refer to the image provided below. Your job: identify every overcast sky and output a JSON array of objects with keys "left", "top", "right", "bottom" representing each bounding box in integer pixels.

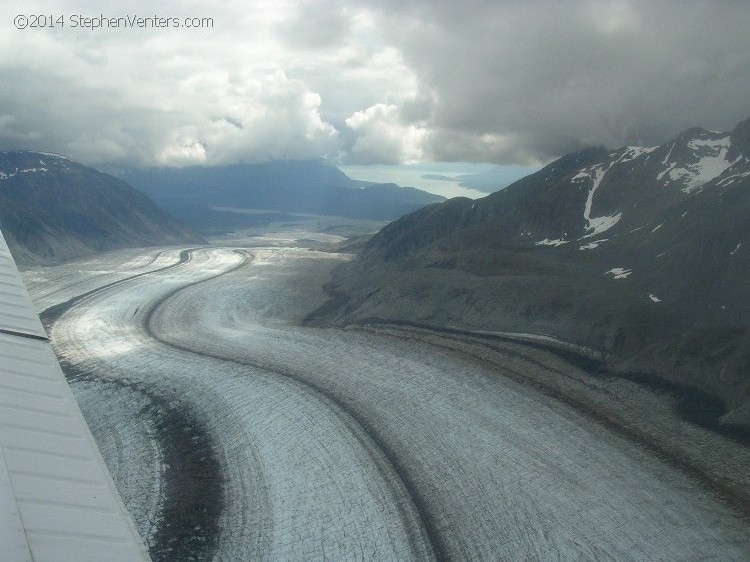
[{"left": 1, "top": 0, "right": 749, "bottom": 170}]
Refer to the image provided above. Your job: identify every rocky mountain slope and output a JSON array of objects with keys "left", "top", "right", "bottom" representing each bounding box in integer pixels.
[
  {"left": 311, "top": 118, "right": 750, "bottom": 432},
  {"left": 0, "top": 151, "right": 204, "bottom": 264},
  {"left": 123, "top": 160, "right": 445, "bottom": 230}
]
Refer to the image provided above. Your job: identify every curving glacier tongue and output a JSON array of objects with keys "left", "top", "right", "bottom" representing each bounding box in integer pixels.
[{"left": 23, "top": 246, "right": 750, "bottom": 561}]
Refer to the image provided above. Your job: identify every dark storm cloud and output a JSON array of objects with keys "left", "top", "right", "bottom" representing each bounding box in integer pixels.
[{"left": 365, "top": 0, "right": 750, "bottom": 163}]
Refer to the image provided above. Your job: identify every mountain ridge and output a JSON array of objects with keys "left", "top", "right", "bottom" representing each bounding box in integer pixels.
[
  {"left": 122, "top": 159, "right": 446, "bottom": 229},
  {"left": 310, "top": 117, "right": 750, "bottom": 431},
  {"left": 0, "top": 151, "right": 204, "bottom": 264}
]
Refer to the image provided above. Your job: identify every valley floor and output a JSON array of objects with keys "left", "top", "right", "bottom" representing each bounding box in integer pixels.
[{"left": 21, "top": 243, "right": 750, "bottom": 560}]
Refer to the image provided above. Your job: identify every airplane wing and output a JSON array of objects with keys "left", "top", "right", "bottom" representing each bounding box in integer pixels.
[{"left": 0, "top": 230, "right": 150, "bottom": 561}]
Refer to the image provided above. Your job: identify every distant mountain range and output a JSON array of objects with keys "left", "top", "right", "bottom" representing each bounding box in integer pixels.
[
  {"left": 311, "top": 117, "right": 750, "bottom": 433},
  {"left": 122, "top": 160, "right": 445, "bottom": 231},
  {"left": 0, "top": 154, "right": 444, "bottom": 263},
  {"left": 0, "top": 151, "right": 204, "bottom": 264}
]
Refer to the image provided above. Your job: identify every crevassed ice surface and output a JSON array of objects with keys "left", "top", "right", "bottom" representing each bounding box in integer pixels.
[{"left": 37, "top": 245, "right": 750, "bottom": 560}]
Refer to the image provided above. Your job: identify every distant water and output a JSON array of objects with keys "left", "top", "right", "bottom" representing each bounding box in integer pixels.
[{"left": 340, "top": 163, "right": 535, "bottom": 199}]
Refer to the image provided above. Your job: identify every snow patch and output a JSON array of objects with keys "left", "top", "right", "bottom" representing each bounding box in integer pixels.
[
  {"left": 582, "top": 165, "right": 622, "bottom": 238},
  {"left": 33, "top": 151, "right": 68, "bottom": 159},
  {"left": 688, "top": 137, "right": 729, "bottom": 149},
  {"left": 716, "top": 170, "right": 750, "bottom": 187},
  {"left": 579, "top": 239, "right": 608, "bottom": 251},
  {"left": 19, "top": 167, "right": 48, "bottom": 174},
  {"left": 536, "top": 238, "right": 569, "bottom": 247},
  {"left": 619, "top": 145, "right": 658, "bottom": 164},
  {"left": 571, "top": 170, "right": 591, "bottom": 183},
  {"left": 684, "top": 138, "right": 739, "bottom": 192},
  {"left": 0, "top": 167, "right": 49, "bottom": 179},
  {"left": 661, "top": 143, "right": 675, "bottom": 165},
  {"left": 657, "top": 136, "right": 741, "bottom": 192},
  {"left": 586, "top": 213, "right": 622, "bottom": 237},
  {"left": 605, "top": 267, "right": 632, "bottom": 279},
  {"left": 657, "top": 162, "right": 686, "bottom": 183}
]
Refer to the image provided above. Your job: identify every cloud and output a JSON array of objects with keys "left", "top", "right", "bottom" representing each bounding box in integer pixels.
[
  {"left": 149, "top": 69, "right": 339, "bottom": 166},
  {"left": 276, "top": 1, "right": 351, "bottom": 50},
  {"left": 365, "top": 0, "right": 750, "bottom": 163},
  {"left": 0, "top": 4, "right": 340, "bottom": 167},
  {"left": 0, "top": 115, "right": 40, "bottom": 141},
  {"left": 344, "top": 103, "right": 426, "bottom": 164},
  {"left": 1, "top": 0, "right": 749, "bottom": 167}
]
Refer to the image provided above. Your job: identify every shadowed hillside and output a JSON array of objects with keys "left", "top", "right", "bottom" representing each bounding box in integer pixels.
[
  {"left": 0, "top": 151, "right": 204, "bottom": 264},
  {"left": 310, "top": 118, "right": 750, "bottom": 433}
]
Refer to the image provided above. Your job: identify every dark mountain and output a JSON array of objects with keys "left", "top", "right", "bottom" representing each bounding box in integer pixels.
[
  {"left": 122, "top": 160, "right": 445, "bottom": 230},
  {"left": 0, "top": 151, "right": 204, "bottom": 264},
  {"left": 312, "top": 118, "right": 750, "bottom": 431}
]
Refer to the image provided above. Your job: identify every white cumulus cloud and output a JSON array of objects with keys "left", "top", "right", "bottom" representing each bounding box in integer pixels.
[{"left": 345, "top": 103, "right": 427, "bottom": 164}]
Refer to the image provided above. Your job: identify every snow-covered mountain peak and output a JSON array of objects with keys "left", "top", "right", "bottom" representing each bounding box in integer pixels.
[{"left": 498, "top": 118, "right": 750, "bottom": 246}]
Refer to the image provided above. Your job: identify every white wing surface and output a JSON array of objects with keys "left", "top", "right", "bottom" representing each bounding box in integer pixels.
[{"left": 0, "top": 230, "right": 150, "bottom": 562}]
